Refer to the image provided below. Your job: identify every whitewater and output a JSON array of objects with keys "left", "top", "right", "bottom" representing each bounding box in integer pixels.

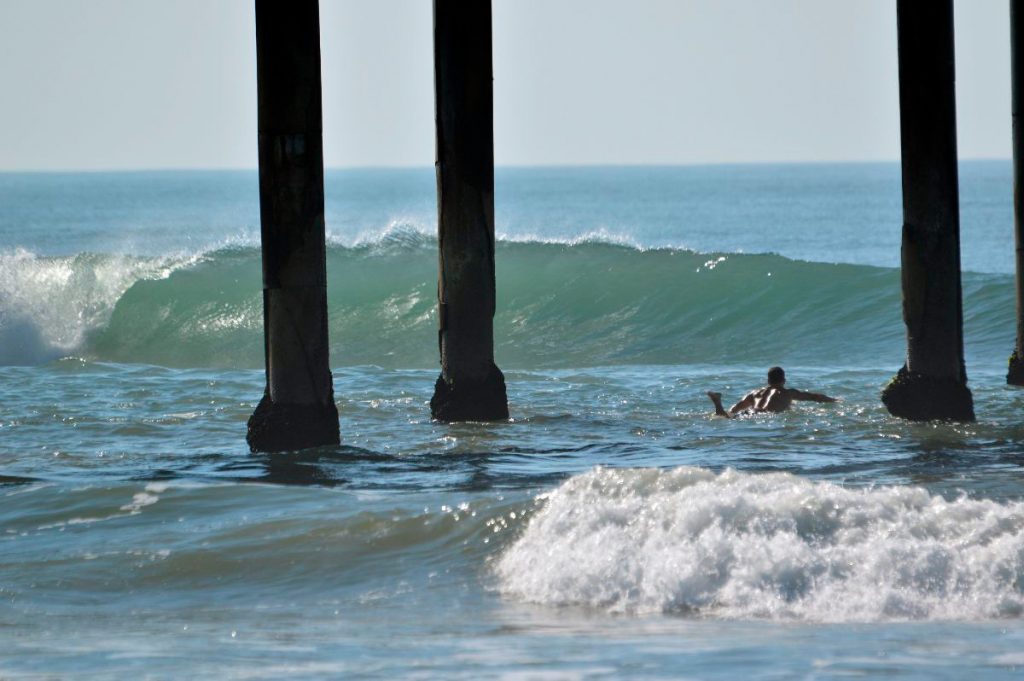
[{"left": 2, "top": 163, "right": 1024, "bottom": 678}]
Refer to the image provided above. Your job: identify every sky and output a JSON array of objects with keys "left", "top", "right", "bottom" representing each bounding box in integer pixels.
[{"left": 0, "top": 0, "right": 1011, "bottom": 171}]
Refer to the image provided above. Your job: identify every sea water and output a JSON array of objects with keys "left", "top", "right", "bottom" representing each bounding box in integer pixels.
[{"left": 1, "top": 163, "right": 1023, "bottom": 678}]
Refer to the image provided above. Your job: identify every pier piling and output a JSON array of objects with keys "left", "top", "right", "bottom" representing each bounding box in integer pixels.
[
  {"left": 881, "top": 0, "right": 975, "bottom": 420},
  {"left": 429, "top": 0, "right": 509, "bottom": 422},
  {"left": 247, "top": 0, "right": 340, "bottom": 451},
  {"left": 1008, "top": 0, "right": 1024, "bottom": 385}
]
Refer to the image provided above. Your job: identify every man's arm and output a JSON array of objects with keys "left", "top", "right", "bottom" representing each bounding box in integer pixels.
[
  {"left": 728, "top": 392, "right": 756, "bottom": 414},
  {"left": 789, "top": 389, "right": 836, "bottom": 403}
]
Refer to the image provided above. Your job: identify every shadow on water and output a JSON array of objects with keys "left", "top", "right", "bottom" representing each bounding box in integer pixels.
[
  {"left": 216, "top": 442, "right": 593, "bottom": 492},
  {"left": 220, "top": 445, "right": 390, "bottom": 487},
  {"left": 117, "top": 443, "right": 570, "bottom": 491},
  {"left": 70, "top": 439, "right": 603, "bottom": 492},
  {"left": 122, "top": 446, "right": 374, "bottom": 488},
  {"left": 0, "top": 474, "right": 38, "bottom": 485}
]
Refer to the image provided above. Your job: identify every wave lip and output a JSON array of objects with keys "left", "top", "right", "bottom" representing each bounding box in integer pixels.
[
  {"left": 495, "top": 466, "right": 1024, "bottom": 621},
  {"left": 0, "top": 248, "right": 196, "bottom": 365}
]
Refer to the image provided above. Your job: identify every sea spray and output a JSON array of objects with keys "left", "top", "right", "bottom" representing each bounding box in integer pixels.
[
  {"left": 0, "top": 248, "right": 195, "bottom": 365},
  {"left": 495, "top": 466, "right": 1024, "bottom": 621}
]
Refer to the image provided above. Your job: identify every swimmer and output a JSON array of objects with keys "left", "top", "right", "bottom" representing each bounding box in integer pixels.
[{"left": 706, "top": 366, "right": 836, "bottom": 418}]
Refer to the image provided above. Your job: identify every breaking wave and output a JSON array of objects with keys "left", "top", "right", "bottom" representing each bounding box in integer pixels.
[
  {"left": 495, "top": 466, "right": 1024, "bottom": 621},
  {"left": 0, "top": 229, "right": 1013, "bottom": 368}
]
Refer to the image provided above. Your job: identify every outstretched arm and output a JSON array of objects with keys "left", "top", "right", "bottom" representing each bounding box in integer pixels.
[{"left": 789, "top": 389, "right": 836, "bottom": 403}]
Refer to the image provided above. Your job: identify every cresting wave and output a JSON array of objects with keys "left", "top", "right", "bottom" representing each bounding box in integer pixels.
[
  {"left": 0, "top": 230, "right": 1013, "bottom": 368},
  {"left": 495, "top": 466, "right": 1024, "bottom": 621},
  {"left": 0, "top": 248, "right": 196, "bottom": 365}
]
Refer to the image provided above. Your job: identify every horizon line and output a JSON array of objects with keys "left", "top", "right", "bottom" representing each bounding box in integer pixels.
[{"left": 0, "top": 156, "right": 1012, "bottom": 175}]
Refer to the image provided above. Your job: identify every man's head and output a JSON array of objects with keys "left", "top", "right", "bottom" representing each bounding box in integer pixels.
[{"left": 767, "top": 366, "right": 786, "bottom": 387}]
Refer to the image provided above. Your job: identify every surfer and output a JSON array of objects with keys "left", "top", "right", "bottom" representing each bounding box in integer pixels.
[{"left": 706, "top": 366, "right": 836, "bottom": 418}]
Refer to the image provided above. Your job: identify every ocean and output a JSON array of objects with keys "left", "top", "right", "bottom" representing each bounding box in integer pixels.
[{"left": 2, "top": 162, "right": 1023, "bottom": 678}]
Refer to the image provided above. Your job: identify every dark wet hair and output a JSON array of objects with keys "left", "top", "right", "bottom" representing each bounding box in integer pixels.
[{"left": 767, "top": 366, "right": 785, "bottom": 385}]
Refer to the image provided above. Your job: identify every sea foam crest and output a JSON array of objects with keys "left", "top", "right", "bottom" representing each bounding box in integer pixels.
[
  {"left": 339, "top": 220, "right": 655, "bottom": 252},
  {"left": 0, "top": 248, "right": 197, "bottom": 364},
  {"left": 495, "top": 227, "right": 647, "bottom": 251},
  {"left": 495, "top": 466, "right": 1024, "bottom": 621},
  {"left": 343, "top": 219, "right": 434, "bottom": 251}
]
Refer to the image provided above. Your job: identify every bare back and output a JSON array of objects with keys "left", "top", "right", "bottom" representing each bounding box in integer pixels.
[
  {"left": 747, "top": 387, "right": 793, "bottom": 413},
  {"left": 733, "top": 386, "right": 834, "bottom": 415}
]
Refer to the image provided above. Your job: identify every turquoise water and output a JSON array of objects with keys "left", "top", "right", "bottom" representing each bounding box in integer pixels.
[{"left": 2, "top": 164, "right": 1024, "bottom": 678}]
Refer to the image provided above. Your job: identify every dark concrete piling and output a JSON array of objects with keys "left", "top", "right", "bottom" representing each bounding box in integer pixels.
[
  {"left": 247, "top": 0, "right": 340, "bottom": 451},
  {"left": 881, "top": 0, "right": 975, "bottom": 421},
  {"left": 429, "top": 0, "right": 509, "bottom": 422},
  {"left": 1009, "top": 0, "right": 1024, "bottom": 385}
]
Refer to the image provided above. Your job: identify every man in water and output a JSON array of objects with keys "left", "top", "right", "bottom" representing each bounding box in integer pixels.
[{"left": 706, "top": 366, "right": 836, "bottom": 417}]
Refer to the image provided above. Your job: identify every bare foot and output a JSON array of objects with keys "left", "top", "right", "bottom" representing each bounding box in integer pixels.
[{"left": 706, "top": 391, "right": 730, "bottom": 417}]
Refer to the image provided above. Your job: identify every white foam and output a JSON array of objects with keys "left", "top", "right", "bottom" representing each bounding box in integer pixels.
[
  {"left": 0, "top": 248, "right": 198, "bottom": 363},
  {"left": 495, "top": 227, "right": 647, "bottom": 251},
  {"left": 343, "top": 218, "right": 434, "bottom": 250},
  {"left": 333, "top": 219, "right": 690, "bottom": 254},
  {"left": 495, "top": 467, "right": 1024, "bottom": 621}
]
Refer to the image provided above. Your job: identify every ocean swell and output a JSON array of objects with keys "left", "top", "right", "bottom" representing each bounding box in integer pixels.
[
  {"left": 0, "top": 233, "right": 1014, "bottom": 369},
  {"left": 495, "top": 466, "right": 1024, "bottom": 621}
]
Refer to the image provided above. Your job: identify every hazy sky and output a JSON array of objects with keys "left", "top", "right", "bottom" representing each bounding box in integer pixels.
[{"left": 0, "top": 0, "right": 1011, "bottom": 170}]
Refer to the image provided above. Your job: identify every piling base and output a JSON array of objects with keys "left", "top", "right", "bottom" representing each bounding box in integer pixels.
[
  {"left": 1008, "top": 351, "right": 1024, "bottom": 386},
  {"left": 430, "top": 364, "right": 509, "bottom": 422},
  {"left": 881, "top": 365, "right": 975, "bottom": 421},
  {"left": 246, "top": 393, "right": 340, "bottom": 452}
]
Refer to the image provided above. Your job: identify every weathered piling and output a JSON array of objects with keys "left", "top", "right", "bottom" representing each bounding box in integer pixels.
[
  {"left": 881, "top": 0, "right": 975, "bottom": 420},
  {"left": 247, "top": 0, "right": 340, "bottom": 451},
  {"left": 1008, "top": 0, "right": 1024, "bottom": 385},
  {"left": 429, "top": 0, "right": 509, "bottom": 422}
]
